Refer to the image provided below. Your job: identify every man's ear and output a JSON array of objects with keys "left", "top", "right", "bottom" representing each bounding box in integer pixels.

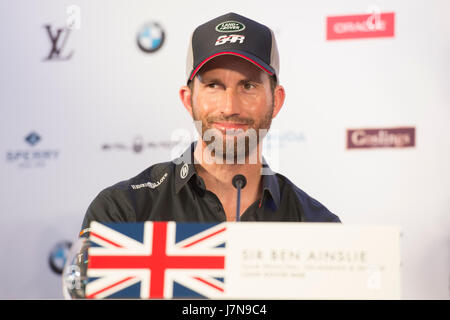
[
  {"left": 179, "top": 85, "right": 193, "bottom": 117},
  {"left": 271, "top": 84, "right": 286, "bottom": 119}
]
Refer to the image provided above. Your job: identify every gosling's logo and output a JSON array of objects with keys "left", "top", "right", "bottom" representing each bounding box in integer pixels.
[
  {"left": 346, "top": 127, "right": 415, "bottom": 149},
  {"left": 215, "top": 21, "right": 246, "bottom": 33},
  {"left": 180, "top": 163, "right": 189, "bottom": 179}
]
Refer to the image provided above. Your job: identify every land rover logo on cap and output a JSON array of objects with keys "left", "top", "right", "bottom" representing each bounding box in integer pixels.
[{"left": 215, "top": 21, "right": 246, "bottom": 32}]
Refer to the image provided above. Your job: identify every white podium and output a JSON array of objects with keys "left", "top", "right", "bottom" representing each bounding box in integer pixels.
[
  {"left": 225, "top": 223, "right": 401, "bottom": 299},
  {"left": 83, "top": 222, "right": 401, "bottom": 299}
]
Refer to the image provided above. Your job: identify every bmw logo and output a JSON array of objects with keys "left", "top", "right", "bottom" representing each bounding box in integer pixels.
[
  {"left": 137, "top": 22, "right": 165, "bottom": 53},
  {"left": 49, "top": 241, "right": 72, "bottom": 274}
]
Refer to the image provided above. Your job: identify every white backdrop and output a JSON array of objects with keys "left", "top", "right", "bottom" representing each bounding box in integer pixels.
[{"left": 0, "top": 0, "right": 449, "bottom": 299}]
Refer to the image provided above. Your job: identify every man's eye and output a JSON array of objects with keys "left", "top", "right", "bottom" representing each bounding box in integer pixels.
[
  {"left": 243, "top": 82, "right": 256, "bottom": 90},
  {"left": 207, "top": 83, "right": 218, "bottom": 88}
]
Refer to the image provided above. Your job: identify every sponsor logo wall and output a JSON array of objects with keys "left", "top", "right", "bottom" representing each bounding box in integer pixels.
[{"left": 0, "top": 1, "right": 449, "bottom": 299}]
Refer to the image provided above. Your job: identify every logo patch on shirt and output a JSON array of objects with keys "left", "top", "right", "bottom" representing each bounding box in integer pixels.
[
  {"left": 131, "top": 172, "right": 168, "bottom": 190},
  {"left": 180, "top": 163, "right": 189, "bottom": 179}
]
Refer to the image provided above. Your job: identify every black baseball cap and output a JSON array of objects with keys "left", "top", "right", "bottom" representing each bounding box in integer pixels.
[{"left": 186, "top": 12, "right": 280, "bottom": 84}]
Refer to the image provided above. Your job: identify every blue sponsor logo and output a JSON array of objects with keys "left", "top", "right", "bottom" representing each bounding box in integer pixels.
[
  {"left": 265, "top": 130, "right": 306, "bottom": 149},
  {"left": 25, "top": 132, "right": 41, "bottom": 146},
  {"left": 49, "top": 241, "right": 72, "bottom": 274},
  {"left": 5, "top": 132, "right": 59, "bottom": 168},
  {"left": 137, "top": 22, "right": 165, "bottom": 53}
]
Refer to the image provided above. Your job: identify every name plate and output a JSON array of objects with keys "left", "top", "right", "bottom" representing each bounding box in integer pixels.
[{"left": 85, "top": 222, "right": 401, "bottom": 299}]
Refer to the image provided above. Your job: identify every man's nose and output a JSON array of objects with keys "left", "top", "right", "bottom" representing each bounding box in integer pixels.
[{"left": 221, "top": 88, "right": 241, "bottom": 116}]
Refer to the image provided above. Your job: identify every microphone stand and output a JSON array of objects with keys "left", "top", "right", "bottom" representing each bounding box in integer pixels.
[{"left": 232, "top": 174, "right": 247, "bottom": 222}]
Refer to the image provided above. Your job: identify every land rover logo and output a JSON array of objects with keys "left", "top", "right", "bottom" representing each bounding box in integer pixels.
[{"left": 215, "top": 21, "right": 246, "bottom": 33}]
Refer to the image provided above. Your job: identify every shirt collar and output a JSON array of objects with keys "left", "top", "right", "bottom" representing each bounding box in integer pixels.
[
  {"left": 260, "top": 159, "right": 281, "bottom": 209},
  {"left": 173, "top": 141, "right": 280, "bottom": 209}
]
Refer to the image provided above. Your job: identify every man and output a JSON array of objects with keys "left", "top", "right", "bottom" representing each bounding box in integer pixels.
[{"left": 80, "top": 12, "right": 340, "bottom": 235}]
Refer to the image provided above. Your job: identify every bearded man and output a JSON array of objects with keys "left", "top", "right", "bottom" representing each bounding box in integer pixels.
[{"left": 80, "top": 12, "right": 340, "bottom": 234}]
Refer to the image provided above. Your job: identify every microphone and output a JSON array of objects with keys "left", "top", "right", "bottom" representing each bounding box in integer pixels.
[{"left": 232, "top": 174, "right": 247, "bottom": 222}]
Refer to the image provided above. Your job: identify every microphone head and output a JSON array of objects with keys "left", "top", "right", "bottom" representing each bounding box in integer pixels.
[{"left": 232, "top": 174, "right": 247, "bottom": 189}]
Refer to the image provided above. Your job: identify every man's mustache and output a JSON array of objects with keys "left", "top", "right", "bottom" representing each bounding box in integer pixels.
[{"left": 205, "top": 115, "right": 254, "bottom": 126}]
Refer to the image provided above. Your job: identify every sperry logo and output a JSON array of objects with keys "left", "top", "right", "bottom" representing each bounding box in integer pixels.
[
  {"left": 215, "top": 34, "right": 245, "bottom": 46},
  {"left": 346, "top": 127, "right": 415, "bottom": 149},
  {"left": 215, "top": 21, "right": 245, "bottom": 33}
]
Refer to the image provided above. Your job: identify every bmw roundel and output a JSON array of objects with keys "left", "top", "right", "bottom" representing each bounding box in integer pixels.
[
  {"left": 49, "top": 240, "right": 72, "bottom": 274},
  {"left": 137, "top": 22, "right": 165, "bottom": 53}
]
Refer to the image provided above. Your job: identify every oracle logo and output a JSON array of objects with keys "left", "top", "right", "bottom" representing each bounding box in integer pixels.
[
  {"left": 327, "top": 12, "right": 395, "bottom": 40},
  {"left": 346, "top": 127, "right": 415, "bottom": 149}
]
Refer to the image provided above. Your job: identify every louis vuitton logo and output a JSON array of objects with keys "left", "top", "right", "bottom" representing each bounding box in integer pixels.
[{"left": 43, "top": 25, "right": 74, "bottom": 61}]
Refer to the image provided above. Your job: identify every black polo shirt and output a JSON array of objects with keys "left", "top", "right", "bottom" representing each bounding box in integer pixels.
[{"left": 80, "top": 142, "right": 340, "bottom": 233}]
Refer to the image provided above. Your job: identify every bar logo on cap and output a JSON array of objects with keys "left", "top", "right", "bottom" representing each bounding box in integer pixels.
[
  {"left": 215, "top": 34, "right": 245, "bottom": 46},
  {"left": 215, "top": 21, "right": 246, "bottom": 33}
]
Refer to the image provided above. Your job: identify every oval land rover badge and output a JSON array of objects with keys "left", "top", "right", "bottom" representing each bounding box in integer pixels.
[{"left": 215, "top": 21, "right": 246, "bottom": 32}]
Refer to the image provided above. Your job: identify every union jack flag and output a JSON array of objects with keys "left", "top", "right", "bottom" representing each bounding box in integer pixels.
[{"left": 85, "top": 221, "right": 226, "bottom": 299}]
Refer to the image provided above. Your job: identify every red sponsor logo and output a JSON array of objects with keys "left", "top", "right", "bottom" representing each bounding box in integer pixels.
[
  {"left": 327, "top": 12, "right": 395, "bottom": 40},
  {"left": 346, "top": 127, "right": 415, "bottom": 149}
]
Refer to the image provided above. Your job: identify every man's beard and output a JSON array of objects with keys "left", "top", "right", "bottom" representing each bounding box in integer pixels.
[{"left": 192, "top": 104, "right": 274, "bottom": 164}]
